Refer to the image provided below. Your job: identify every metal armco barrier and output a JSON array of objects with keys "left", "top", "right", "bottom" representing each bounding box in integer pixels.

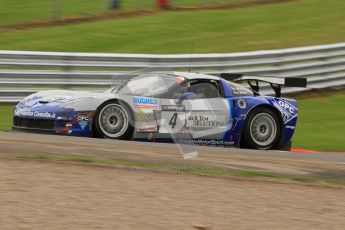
[{"left": 1, "top": 42, "right": 345, "bottom": 102}]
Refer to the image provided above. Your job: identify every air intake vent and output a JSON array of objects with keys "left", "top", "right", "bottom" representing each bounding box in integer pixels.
[{"left": 14, "top": 117, "right": 54, "bottom": 130}]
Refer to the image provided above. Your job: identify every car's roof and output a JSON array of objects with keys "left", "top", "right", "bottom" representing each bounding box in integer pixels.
[{"left": 174, "top": 72, "right": 221, "bottom": 81}]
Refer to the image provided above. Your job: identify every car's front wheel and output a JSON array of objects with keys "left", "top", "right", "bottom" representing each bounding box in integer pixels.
[
  {"left": 242, "top": 108, "right": 281, "bottom": 150},
  {"left": 94, "top": 101, "right": 134, "bottom": 140}
]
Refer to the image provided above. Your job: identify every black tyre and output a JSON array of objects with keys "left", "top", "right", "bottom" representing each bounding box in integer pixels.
[
  {"left": 242, "top": 108, "right": 281, "bottom": 150},
  {"left": 94, "top": 101, "right": 134, "bottom": 140}
]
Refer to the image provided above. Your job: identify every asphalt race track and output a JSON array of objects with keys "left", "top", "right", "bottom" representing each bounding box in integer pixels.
[{"left": 0, "top": 132, "right": 344, "bottom": 179}]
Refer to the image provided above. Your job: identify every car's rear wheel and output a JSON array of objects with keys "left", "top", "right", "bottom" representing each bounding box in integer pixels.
[
  {"left": 94, "top": 101, "right": 133, "bottom": 140},
  {"left": 242, "top": 108, "right": 280, "bottom": 150}
]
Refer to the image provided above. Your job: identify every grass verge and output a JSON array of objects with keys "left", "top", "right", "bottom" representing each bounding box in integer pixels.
[
  {"left": 11, "top": 153, "right": 344, "bottom": 187},
  {"left": 291, "top": 90, "right": 345, "bottom": 152},
  {"left": 0, "top": 104, "right": 13, "bottom": 132},
  {"left": 0, "top": 0, "right": 345, "bottom": 53},
  {"left": 0, "top": 0, "right": 257, "bottom": 26}
]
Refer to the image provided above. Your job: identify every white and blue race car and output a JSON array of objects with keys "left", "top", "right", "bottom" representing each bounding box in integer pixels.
[{"left": 12, "top": 71, "right": 306, "bottom": 150}]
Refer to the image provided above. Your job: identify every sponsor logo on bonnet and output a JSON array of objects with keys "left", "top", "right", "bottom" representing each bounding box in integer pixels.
[
  {"left": 133, "top": 97, "right": 158, "bottom": 109},
  {"left": 14, "top": 109, "right": 56, "bottom": 118},
  {"left": 161, "top": 105, "right": 185, "bottom": 111}
]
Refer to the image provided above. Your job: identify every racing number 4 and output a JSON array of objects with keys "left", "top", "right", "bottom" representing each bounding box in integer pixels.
[
  {"left": 169, "top": 113, "right": 178, "bottom": 129},
  {"left": 159, "top": 111, "right": 186, "bottom": 133}
]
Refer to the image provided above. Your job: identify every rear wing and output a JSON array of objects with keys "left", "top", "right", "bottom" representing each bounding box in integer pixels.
[{"left": 220, "top": 73, "right": 307, "bottom": 97}]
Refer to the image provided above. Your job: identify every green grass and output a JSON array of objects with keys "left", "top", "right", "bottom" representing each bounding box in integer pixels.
[
  {"left": 0, "top": 0, "right": 251, "bottom": 26},
  {"left": 0, "top": 104, "right": 13, "bottom": 132},
  {"left": 0, "top": 0, "right": 108, "bottom": 25},
  {"left": 0, "top": 0, "right": 344, "bottom": 53},
  {"left": 232, "top": 170, "right": 277, "bottom": 178},
  {"left": 292, "top": 91, "right": 345, "bottom": 152}
]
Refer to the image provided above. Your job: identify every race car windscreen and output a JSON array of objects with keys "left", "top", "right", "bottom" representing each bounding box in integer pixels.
[{"left": 117, "top": 74, "right": 185, "bottom": 97}]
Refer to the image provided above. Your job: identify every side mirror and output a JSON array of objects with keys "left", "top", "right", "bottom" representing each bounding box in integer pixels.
[{"left": 178, "top": 92, "right": 197, "bottom": 101}]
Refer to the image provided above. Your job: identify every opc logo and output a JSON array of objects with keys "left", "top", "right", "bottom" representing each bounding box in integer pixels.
[
  {"left": 77, "top": 115, "right": 89, "bottom": 121},
  {"left": 278, "top": 101, "right": 295, "bottom": 114}
]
